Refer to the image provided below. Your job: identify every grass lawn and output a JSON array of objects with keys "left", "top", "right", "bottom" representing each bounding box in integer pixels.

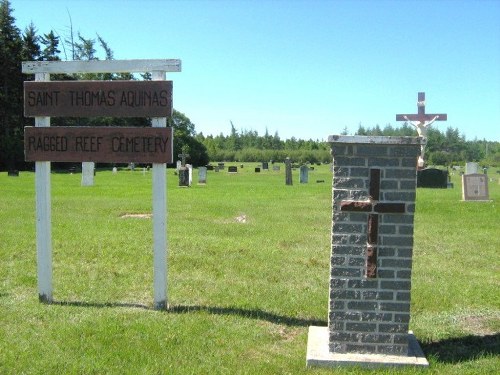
[{"left": 1, "top": 163, "right": 498, "bottom": 374}]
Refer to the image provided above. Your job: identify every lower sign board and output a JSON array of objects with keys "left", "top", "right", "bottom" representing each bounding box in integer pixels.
[{"left": 24, "top": 126, "right": 173, "bottom": 163}]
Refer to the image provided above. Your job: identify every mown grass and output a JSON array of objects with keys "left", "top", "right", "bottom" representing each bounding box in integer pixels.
[{"left": 0, "top": 164, "right": 498, "bottom": 374}]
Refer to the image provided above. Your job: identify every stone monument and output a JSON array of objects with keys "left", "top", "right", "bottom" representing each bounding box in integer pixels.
[{"left": 306, "top": 135, "right": 428, "bottom": 368}]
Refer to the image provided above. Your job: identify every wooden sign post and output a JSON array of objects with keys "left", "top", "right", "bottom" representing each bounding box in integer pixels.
[{"left": 22, "top": 59, "right": 181, "bottom": 309}]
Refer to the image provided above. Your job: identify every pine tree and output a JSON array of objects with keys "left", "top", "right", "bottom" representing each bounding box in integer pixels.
[{"left": 0, "top": 0, "right": 24, "bottom": 170}]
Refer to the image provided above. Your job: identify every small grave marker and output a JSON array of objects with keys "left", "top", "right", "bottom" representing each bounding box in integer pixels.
[
  {"left": 285, "top": 158, "right": 292, "bottom": 185},
  {"left": 198, "top": 166, "right": 207, "bottom": 184},
  {"left": 228, "top": 166, "right": 238, "bottom": 173},
  {"left": 462, "top": 174, "right": 489, "bottom": 201},
  {"left": 465, "top": 162, "right": 479, "bottom": 175},
  {"left": 299, "top": 165, "right": 309, "bottom": 183},
  {"left": 81, "top": 161, "right": 95, "bottom": 186}
]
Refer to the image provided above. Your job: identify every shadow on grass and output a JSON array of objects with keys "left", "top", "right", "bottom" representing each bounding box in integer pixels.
[
  {"left": 421, "top": 334, "right": 499, "bottom": 363},
  {"left": 168, "top": 304, "right": 327, "bottom": 327},
  {"left": 51, "top": 300, "right": 327, "bottom": 327}
]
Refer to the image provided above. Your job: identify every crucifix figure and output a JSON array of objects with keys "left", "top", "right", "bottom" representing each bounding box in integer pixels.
[
  {"left": 339, "top": 169, "right": 406, "bottom": 278},
  {"left": 396, "top": 92, "right": 447, "bottom": 166}
]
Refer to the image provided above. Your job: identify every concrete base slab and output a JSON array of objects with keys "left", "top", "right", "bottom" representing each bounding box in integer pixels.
[{"left": 306, "top": 326, "right": 429, "bottom": 368}]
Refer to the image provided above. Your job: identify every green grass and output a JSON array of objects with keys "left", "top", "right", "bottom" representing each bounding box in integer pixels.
[{"left": 1, "top": 164, "right": 498, "bottom": 374}]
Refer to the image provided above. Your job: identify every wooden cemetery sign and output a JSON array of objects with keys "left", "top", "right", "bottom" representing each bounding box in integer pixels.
[
  {"left": 24, "top": 80, "right": 172, "bottom": 117},
  {"left": 24, "top": 126, "right": 173, "bottom": 163},
  {"left": 22, "top": 59, "right": 180, "bottom": 310}
]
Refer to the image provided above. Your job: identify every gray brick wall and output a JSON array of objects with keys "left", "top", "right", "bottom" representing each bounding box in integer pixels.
[{"left": 328, "top": 136, "right": 421, "bottom": 355}]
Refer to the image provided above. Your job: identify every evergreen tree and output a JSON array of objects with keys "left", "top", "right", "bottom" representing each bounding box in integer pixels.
[{"left": 0, "top": 0, "right": 24, "bottom": 170}]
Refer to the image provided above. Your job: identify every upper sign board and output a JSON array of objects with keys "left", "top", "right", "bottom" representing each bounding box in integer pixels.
[{"left": 24, "top": 80, "right": 172, "bottom": 118}]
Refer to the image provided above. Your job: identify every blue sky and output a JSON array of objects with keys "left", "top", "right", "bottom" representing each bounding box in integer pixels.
[{"left": 11, "top": 0, "right": 500, "bottom": 141}]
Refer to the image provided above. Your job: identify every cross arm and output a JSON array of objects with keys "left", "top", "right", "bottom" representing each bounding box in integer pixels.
[{"left": 396, "top": 114, "right": 447, "bottom": 122}]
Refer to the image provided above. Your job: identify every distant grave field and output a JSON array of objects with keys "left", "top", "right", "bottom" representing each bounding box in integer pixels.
[{"left": 0, "top": 164, "right": 498, "bottom": 374}]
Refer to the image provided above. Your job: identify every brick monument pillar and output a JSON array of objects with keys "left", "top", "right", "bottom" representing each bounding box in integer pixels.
[{"left": 306, "top": 135, "right": 428, "bottom": 368}]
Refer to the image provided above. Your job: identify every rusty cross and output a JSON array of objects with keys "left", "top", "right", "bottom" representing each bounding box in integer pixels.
[
  {"left": 339, "top": 169, "right": 406, "bottom": 278},
  {"left": 396, "top": 92, "right": 447, "bottom": 123}
]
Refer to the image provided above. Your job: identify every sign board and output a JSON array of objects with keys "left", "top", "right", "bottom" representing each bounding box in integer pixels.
[
  {"left": 24, "top": 126, "right": 173, "bottom": 163},
  {"left": 24, "top": 80, "right": 172, "bottom": 117},
  {"left": 462, "top": 173, "right": 489, "bottom": 201}
]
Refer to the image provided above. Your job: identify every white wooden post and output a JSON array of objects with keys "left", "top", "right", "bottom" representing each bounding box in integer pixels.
[
  {"left": 35, "top": 72, "right": 53, "bottom": 302},
  {"left": 151, "top": 70, "right": 168, "bottom": 309}
]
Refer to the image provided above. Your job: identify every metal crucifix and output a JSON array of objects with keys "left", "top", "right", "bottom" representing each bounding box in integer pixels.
[{"left": 339, "top": 169, "right": 406, "bottom": 278}]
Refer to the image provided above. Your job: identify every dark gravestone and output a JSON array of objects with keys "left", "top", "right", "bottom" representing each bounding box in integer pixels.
[
  {"left": 8, "top": 170, "right": 19, "bottom": 176},
  {"left": 178, "top": 167, "right": 190, "bottom": 187},
  {"left": 218, "top": 162, "right": 225, "bottom": 170},
  {"left": 255, "top": 167, "right": 261, "bottom": 173},
  {"left": 417, "top": 168, "right": 448, "bottom": 188},
  {"left": 228, "top": 166, "right": 238, "bottom": 173},
  {"left": 206, "top": 165, "right": 214, "bottom": 171},
  {"left": 262, "top": 162, "right": 269, "bottom": 170}
]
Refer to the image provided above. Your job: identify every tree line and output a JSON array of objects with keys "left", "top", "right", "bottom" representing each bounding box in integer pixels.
[
  {"left": 1, "top": 0, "right": 498, "bottom": 170},
  {"left": 0, "top": 0, "right": 208, "bottom": 170}
]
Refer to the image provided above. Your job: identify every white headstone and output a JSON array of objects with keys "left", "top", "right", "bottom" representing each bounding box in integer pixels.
[
  {"left": 176, "top": 160, "right": 182, "bottom": 171},
  {"left": 187, "top": 164, "right": 193, "bottom": 186},
  {"left": 81, "top": 162, "right": 95, "bottom": 186},
  {"left": 112, "top": 167, "right": 117, "bottom": 174},
  {"left": 465, "top": 162, "right": 479, "bottom": 175}
]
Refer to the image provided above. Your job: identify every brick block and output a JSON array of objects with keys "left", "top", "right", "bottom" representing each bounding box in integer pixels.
[
  {"left": 380, "top": 281, "right": 411, "bottom": 290},
  {"left": 378, "top": 323, "right": 408, "bottom": 333},
  {"left": 346, "top": 322, "right": 377, "bottom": 332},
  {"left": 380, "top": 258, "right": 412, "bottom": 268},
  {"left": 333, "top": 156, "right": 366, "bottom": 166},
  {"left": 355, "top": 145, "right": 389, "bottom": 156},
  {"left": 331, "top": 267, "right": 361, "bottom": 277},
  {"left": 385, "top": 168, "right": 417, "bottom": 179},
  {"left": 347, "top": 279, "right": 379, "bottom": 289},
  {"left": 381, "top": 236, "right": 414, "bottom": 247},
  {"left": 380, "top": 302, "right": 411, "bottom": 312},
  {"left": 368, "top": 157, "right": 400, "bottom": 167},
  {"left": 347, "top": 301, "right": 378, "bottom": 311},
  {"left": 350, "top": 167, "right": 369, "bottom": 177},
  {"left": 380, "top": 179, "right": 398, "bottom": 190},
  {"left": 361, "top": 291, "right": 394, "bottom": 301},
  {"left": 383, "top": 191, "right": 416, "bottom": 201},
  {"left": 359, "top": 333, "right": 392, "bottom": 344},
  {"left": 394, "top": 314, "right": 410, "bottom": 323}
]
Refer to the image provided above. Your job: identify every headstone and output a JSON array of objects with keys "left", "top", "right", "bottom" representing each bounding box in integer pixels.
[
  {"left": 465, "top": 162, "right": 479, "bottom": 175},
  {"left": 462, "top": 174, "right": 489, "bottom": 201},
  {"left": 306, "top": 135, "right": 428, "bottom": 368},
  {"left": 218, "top": 162, "right": 225, "bottom": 170},
  {"left": 178, "top": 167, "right": 189, "bottom": 187},
  {"left": 187, "top": 164, "right": 193, "bottom": 186},
  {"left": 417, "top": 168, "right": 448, "bottom": 188},
  {"left": 129, "top": 162, "right": 135, "bottom": 171},
  {"left": 262, "top": 161, "right": 269, "bottom": 170},
  {"left": 214, "top": 166, "right": 219, "bottom": 172},
  {"left": 228, "top": 166, "right": 238, "bottom": 173},
  {"left": 273, "top": 165, "right": 280, "bottom": 172},
  {"left": 285, "top": 158, "right": 292, "bottom": 185},
  {"left": 206, "top": 165, "right": 214, "bottom": 171},
  {"left": 112, "top": 167, "right": 117, "bottom": 174},
  {"left": 198, "top": 166, "right": 207, "bottom": 184},
  {"left": 7, "top": 170, "right": 19, "bottom": 176},
  {"left": 176, "top": 160, "right": 182, "bottom": 171},
  {"left": 81, "top": 162, "right": 95, "bottom": 186},
  {"left": 299, "top": 165, "right": 309, "bottom": 183},
  {"left": 255, "top": 167, "right": 261, "bottom": 173}
]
